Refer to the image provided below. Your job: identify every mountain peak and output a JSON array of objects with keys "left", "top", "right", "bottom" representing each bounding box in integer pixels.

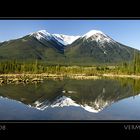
[
  {"left": 37, "top": 30, "right": 50, "bottom": 36},
  {"left": 31, "top": 30, "right": 52, "bottom": 41},
  {"left": 82, "top": 30, "right": 105, "bottom": 39},
  {"left": 82, "top": 29, "right": 114, "bottom": 44}
]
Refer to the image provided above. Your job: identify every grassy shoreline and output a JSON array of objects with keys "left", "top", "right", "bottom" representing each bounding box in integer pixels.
[
  {"left": 1, "top": 73, "right": 140, "bottom": 78},
  {"left": 0, "top": 73, "right": 140, "bottom": 84}
]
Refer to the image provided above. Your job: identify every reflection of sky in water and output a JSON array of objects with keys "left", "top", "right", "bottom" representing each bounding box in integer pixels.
[
  {"left": 99, "top": 94, "right": 140, "bottom": 120},
  {"left": 0, "top": 78, "right": 140, "bottom": 120}
]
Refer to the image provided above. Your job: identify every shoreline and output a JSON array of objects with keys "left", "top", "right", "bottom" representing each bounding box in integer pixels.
[
  {"left": 102, "top": 74, "right": 140, "bottom": 79},
  {"left": 0, "top": 73, "right": 140, "bottom": 85},
  {"left": 0, "top": 73, "right": 140, "bottom": 79}
]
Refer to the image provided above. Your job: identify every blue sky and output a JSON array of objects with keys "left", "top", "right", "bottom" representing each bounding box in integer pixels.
[{"left": 0, "top": 20, "right": 140, "bottom": 50}]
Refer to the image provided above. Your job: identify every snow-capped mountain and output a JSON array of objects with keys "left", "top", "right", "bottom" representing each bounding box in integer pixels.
[
  {"left": 82, "top": 30, "right": 114, "bottom": 43},
  {"left": 52, "top": 34, "right": 80, "bottom": 45},
  {"left": 66, "top": 29, "right": 136, "bottom": 63},
  {"left": 0, "top": 29, "right": 138, "bottom": 64},
  {"left": 31, "top": 30, "right": 65, "bottom": 53},
  {"left": 32, "top": 30, "right": 64, "bottom": 47}
]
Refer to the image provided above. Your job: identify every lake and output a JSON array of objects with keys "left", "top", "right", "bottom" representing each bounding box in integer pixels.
[{"left": 0, "top": 78, "right": 140, "bottom": 120}]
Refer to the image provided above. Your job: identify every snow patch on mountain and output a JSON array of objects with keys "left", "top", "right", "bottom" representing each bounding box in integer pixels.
[{"left": 53, "top": 34, "right": 80, "bottom": 45}]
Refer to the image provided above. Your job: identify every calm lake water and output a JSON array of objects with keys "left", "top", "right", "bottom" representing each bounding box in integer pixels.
[{"left": 0, "top": 78, "right": 140, "bottom": 120}]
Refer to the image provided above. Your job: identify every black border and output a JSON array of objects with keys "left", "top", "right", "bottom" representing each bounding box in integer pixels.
[
  {"left": 1, "top": 121, "right": 140, "bottom": 135},
  {"left": 0, "top": 17, "right": 140, "bottom": 135}
]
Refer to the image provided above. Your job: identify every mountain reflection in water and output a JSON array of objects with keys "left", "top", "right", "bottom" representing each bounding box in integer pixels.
[{"left": 0, "top": 78, "right": 140, "bottom": 115}]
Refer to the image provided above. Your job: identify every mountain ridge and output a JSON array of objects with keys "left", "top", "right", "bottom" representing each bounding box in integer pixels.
[{"left": 0, "top": 29, "right": 138, "bottom": 65}]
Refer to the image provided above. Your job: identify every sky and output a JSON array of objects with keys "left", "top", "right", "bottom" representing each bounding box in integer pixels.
[{"left": 0, "top": 20, "right": 140, "bottom": 50}]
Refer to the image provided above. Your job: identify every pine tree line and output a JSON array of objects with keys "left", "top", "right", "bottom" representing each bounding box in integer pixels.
[{"left": 0, "top": 53, "right": 140, "bottom": 75}]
